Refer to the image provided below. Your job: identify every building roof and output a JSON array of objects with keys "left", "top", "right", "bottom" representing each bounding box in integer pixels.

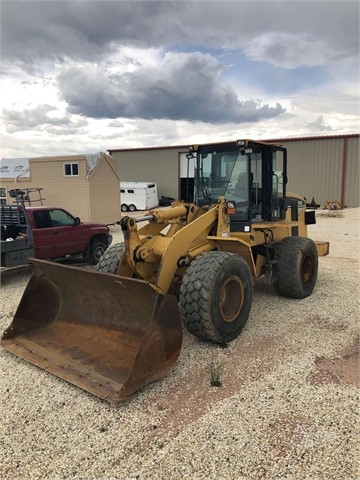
[
  {"left": 108, "top": 133, "right": 359, "bottom": 154},
  {"left": 0, "top": 152, "right": 108, "bottom": 180},
  {"left": 263, "top": 133, "right": 360, "bottom": 143},
  {"left": 0, "top": 158, "right": 30, "bottom": 178}
]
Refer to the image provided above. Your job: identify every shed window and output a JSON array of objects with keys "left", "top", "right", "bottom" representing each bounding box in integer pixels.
[{"left": 64, "top": 163, "right": 79, "bottom": 176}]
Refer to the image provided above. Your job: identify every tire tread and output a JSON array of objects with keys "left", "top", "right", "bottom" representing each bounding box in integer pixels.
[
  {"left": 96, "top": 242, "right": 125, "bottom": 273},
  {"left": 179, "top": 251, "right": 252, "bottom": 343}
]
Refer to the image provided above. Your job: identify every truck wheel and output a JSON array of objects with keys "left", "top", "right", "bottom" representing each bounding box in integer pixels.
[
  {"left": 121, "top": 204, "right": 128, "bottom": 212},
  {"left": 274, "top": 237, "right": 318, "bottom": 299},
  {"left": 88, "top": 240, "right": 108, "bottom": 265},
  {"left": 96, "top": 242, "right": 125, "bottom": 274},
  {"left": 129, "top": 204, "right": 137, "bottom": 212},
  {"left": 179, "top": 251, "right": 253, "bottom": 344}
]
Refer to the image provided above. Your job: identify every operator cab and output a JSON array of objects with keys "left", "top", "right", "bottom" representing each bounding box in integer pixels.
[{"left": 188, "top": 140, "right": 287, "bottom": 232}]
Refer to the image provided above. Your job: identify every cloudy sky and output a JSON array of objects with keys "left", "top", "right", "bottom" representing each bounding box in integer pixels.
[{"left": 1, "top": 0, "right": 359, "bottom": 158}]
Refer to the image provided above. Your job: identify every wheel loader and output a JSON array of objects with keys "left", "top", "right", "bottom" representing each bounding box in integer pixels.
[{"left": 1, "top": 139, "right": 329, "bottom": 402}]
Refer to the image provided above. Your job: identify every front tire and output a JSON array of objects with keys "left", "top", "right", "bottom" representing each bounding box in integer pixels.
[
  {"left": 274, "top": 237, "right": 318, "bottom": 298},
  {"left": 179, "top": 251, "right": 253, "bottom": 344},
  {"left": 96, "top": 242, "right": 125, "bottom": 273}
]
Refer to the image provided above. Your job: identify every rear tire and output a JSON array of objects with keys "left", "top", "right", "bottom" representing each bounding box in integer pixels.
[
  {"left": 179, "top": 251, "right": 253, "bottom": 344},
  {"left": 129, "top": 204, "right": 137, "bottom": 212},
  {"left": 121, "top": 204, "right": 128, "bottom": 212},
  {"left": 274, "top": 237, "right": 318, "bottom": 298},
  {"left": 88, "top": 240, "right": 108, "bottom": 265},
  {"left": 96, "top": 242, "right": 125, "bottom": 274}
]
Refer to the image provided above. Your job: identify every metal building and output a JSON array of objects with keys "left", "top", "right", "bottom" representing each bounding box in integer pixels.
[
  {"left": 275, "top": 134, "right": 359, "bottom": 208},
  {"left": 108, "top": 133, "right": 359, "bottom": 208}
]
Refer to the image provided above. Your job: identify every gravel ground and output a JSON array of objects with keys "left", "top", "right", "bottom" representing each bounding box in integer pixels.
[{"left": 0, "top": 208, "right": 359, "bottom": 480}]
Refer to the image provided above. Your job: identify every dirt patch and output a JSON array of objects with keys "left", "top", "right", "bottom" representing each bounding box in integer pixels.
[
  {"left": 307, "top": 314, "right": 348, "bottom": 333},
  {"left": 127, "top": 335, "right": 359, "bottom": 458},
  {"left": 309, "top": 340, "right": 359, "bottom": 388},
  {"left": 268, "top": 413, "right": 315, "bottom": 459},
  {"left": 124, "top": 335, "right": 285, "bottom": 456}
]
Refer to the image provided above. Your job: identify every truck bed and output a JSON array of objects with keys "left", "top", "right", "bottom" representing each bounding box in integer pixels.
[
  {"left": 1, "top": 237, "right": 28, "bottom": 253},
  {"left": 1, "top": 205, "right": 34, "bottom": 267}
]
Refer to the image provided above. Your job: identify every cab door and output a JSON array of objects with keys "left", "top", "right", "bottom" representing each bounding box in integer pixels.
[
  {"left": 270, "top": 147, "right": 287, "bottom": 220},
  {"left": 49, "top": 209, "right": 88, "bottom": 258}
]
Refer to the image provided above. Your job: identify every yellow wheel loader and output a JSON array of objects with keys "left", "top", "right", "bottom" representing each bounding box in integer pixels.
[{"left": 1, "top": 140, "right": 329, "bottom": 402}]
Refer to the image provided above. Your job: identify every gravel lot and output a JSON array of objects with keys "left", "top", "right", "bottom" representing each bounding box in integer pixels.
[{"left": 0, "top": 208, "right": 359, "bottom": 480}]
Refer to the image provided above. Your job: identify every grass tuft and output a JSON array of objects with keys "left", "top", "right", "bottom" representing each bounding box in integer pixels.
[{"left": 210, "top": 361, "right": 223, "bottom": 387}]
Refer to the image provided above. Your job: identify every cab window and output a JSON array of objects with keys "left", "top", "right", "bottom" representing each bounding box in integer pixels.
[{"left": 49, "top": 209, "right": 76, "bottom": 227}]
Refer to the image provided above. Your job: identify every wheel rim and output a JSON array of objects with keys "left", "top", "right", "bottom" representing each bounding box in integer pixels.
[
  {"left": 301, "top": 253, "right": 314, "bottom": 285},
  {"left": 219, "top": 275, "right": 244, "bottom": 323},
  {"left": 94, "top": 246, "right": 105, "bottom": 262}
]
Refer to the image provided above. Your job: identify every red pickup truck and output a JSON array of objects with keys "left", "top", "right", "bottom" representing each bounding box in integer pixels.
[{"left": 1, "top": 204, "right": 112, "bottom": 268}]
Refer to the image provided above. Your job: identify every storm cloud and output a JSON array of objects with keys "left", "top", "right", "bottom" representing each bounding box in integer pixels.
[
  {"left": 2, "top": 1, "right": 358, "bottom": 66},
  {"left": 1, "top": 1, "right": 358, "bottom": 157},
  {"left": 57, "top": 52, "right": 285, "bottom": 123}
]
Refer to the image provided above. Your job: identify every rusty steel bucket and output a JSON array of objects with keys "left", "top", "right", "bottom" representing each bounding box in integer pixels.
[{"left": 1, "top": 259, "right": 182, "bottom": 402}]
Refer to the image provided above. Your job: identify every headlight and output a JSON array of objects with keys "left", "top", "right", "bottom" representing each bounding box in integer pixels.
[{"left": 226, "top": 201, "right": 236, "bottom": 214}]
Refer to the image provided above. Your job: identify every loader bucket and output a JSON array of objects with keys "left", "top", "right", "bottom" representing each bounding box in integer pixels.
[{"left": 1, "top": 259, "right": 182, "bottom": 403}]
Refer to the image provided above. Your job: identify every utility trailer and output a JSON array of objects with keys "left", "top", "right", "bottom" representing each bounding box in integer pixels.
[{"left": 120, "top": 182, "right": 159, "bottom": 212}]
